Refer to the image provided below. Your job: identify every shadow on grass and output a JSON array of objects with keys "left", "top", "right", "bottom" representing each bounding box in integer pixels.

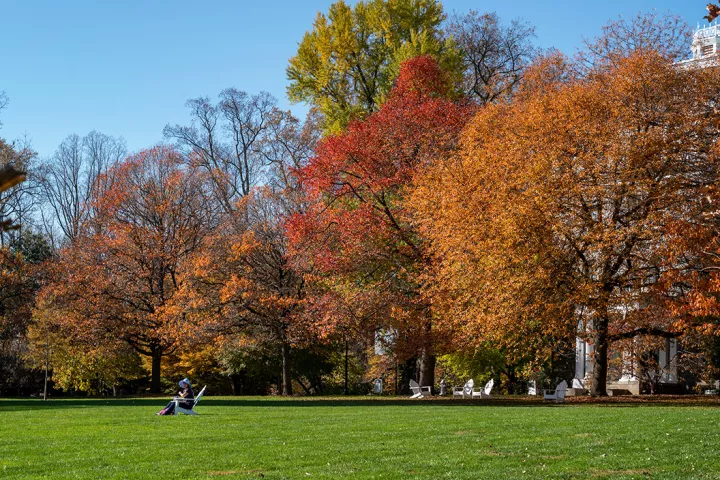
[{"left": 2, "top": 395, "right": 719, "bottom": 412}]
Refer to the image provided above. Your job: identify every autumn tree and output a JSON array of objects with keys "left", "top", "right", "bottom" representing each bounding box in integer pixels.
[
  {"left": 42, "top": 147, "right": 217, "bottom": 393},
  {"left": 27, "top": 297, "right": 145, "bottom": 396},
  {"left": 302, "top": 279, "right": 394, "bottom": 393},
  {"left": 38, "top": 132, "right": 126, "bottom": 244},
  {"left": 288, "top": 56, "right": 471, "bottom": 390},
  {"left": 576, "top": 11, "right": 691, "bottom": 70},
  {"left": 180, "top": 188, "right": 306, "bottom": 395},
  {"left": 412, "top": 47, "right": 720, "bottom": 396},
  {"left": 172, "top": 104, "right": 318, "bottom": 396},
  {"left": 260, "top": 109, "right": 322, "bottom": 192},
  {"left": 0, "top": 246, "right": 45, "bottom": 395},
  {"left": 665, "top": 207, "right": 720, "bottom": 346},
  {"left": 445, "top": 11, "right": 537, "bottom": 105},
  {"left": 0, "top": 231, "right": 51, "bottom": 396},
  {"left": 287, "top": 0, "right": 461, "bottom": 133},
  {"left": 164, "top": 90, "right": 288, "bottom": 213},
  {"left": 0, "top": 96, "right": 47, "bottom": 396}
]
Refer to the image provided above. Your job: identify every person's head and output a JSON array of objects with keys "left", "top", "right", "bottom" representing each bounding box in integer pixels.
[{"left": 178, "top": 378, "right": 191, "bottom": 389}]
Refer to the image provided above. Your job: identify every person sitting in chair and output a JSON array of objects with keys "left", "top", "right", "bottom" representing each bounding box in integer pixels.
[{"left": 157, "top": 378, "right": 194, "bottom": 415}]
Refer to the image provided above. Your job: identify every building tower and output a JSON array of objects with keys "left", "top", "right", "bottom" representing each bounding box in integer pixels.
[{"left": 678, "top": 22, "right": 720, "bottom": 68}]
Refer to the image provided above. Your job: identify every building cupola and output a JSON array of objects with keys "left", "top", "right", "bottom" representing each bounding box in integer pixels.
[{"left": 692, "top": 21, "right": 720, "bottom": 60}]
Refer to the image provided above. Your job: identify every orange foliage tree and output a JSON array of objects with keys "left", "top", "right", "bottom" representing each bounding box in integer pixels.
[
  {"left": 413, "top": 50, "right": 720, "bottom": 396},
  {"left": 40, "top": 147, "right": 217, "bottom": 393},
  {"left": 287, "top": 56, "right": 472, "bottom": 390},
  {"left": 179, "top": 187, "right": 306, "bottom": 395},
  {"left": 173, "top": 107, "right": 318, "bottom": 396}
]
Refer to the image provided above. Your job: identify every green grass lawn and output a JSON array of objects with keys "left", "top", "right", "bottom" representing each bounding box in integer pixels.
[{"left": 1, "top": 396, "right": 719, "bottom": 479}]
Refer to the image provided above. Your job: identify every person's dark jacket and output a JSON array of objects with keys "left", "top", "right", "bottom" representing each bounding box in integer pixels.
[{"left": 178, "top": 385, "right": 194, "bottom": 410}]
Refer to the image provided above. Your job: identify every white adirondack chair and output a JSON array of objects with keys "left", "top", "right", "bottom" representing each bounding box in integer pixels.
[
  {"left": 472, "top": 378, "right": 494, "bottom": 398},
  {"left": 174, "top": 385, "right": 206, "bottom": 415},
  {"left": 452, "top": 379, "right": 474, "bottom": 398},
  {"left": 528, "top": 380, "right": 537, "bottom": 396},
  {"left": 409, "top": 379, "right": 431, "bottom": 399},
  {"left": 543, "top": 380, "right": 568, "bottom": 403}
]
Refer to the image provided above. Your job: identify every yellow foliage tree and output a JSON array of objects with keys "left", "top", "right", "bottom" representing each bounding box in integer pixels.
[{"left": 287, "top": 0, "right": 461, "bottom": 133}]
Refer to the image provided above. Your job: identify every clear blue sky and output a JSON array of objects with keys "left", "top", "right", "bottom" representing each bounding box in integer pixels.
[{"left": 0, "top": 1, "right": 703, "bottom": 158}]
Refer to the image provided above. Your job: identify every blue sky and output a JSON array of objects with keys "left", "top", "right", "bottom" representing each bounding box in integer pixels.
[{"left": 0, "top": 1, "right": 703, "bottom": 158}]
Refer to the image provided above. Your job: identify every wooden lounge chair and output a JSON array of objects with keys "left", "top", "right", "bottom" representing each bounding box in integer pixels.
[
  {"left": 528, "top": 380, "right": 537, "bottom": 396},
  {"left": 543, "top": 380, "right": 568, "bottom": 403},
  {"left": 409, "top": 379, "right": 431, "bottom": 399},
  {"left": 452, "top": 379, "right": 474, "bottom": 398},
  {"left": 174, "top": 385, "right": 206, "bottom": 415},
  {"left": 472, "top": 378, "right": 494, "bottom": 398}
]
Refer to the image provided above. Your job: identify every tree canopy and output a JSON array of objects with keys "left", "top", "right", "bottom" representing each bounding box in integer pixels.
[
  {"left": 412, "top": 48, "right": 720, "bottom": 396},
  {"left": 287, "top": 0, "right": 461, "bottom": 133}
]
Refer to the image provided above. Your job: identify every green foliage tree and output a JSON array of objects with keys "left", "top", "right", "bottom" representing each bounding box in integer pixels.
[
  {"left": 11, "top": 230, "right": 52, "bottom": 265},
  {"left": 287, "top": 0, "right": 461, "bottom": 133}
]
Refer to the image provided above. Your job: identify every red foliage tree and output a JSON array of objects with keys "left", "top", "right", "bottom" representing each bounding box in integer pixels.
[{"left": 287, "top": 56, "right": 472, "bottom": 389}]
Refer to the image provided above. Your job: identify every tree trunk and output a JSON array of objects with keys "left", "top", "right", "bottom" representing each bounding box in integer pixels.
[
  {"left": 400, "top": 357, "right": 417, "bottom": 395},
  {"left": 591, "top": 316, "right": 609, "bottom": 397},
  {"left": 343, "top": 338, "right": 349, "bottom": 395},
  {"left": 150, "top": 353, "right": 162, "bottom": 394},
  {"left": 43, "top": 341, "right": 49, "bottom": 401},
  {"left": 506, "top": 367, "right": 518, "bottom": 394},
  {"left": 231, "top": 372, "right": 244, "bottom": 396},
  {"left": 418, "top": 349, "right": 436, "bottom": 393},
  {"left": 395, "top": 359, "right": 399, "bottom": 394},
  {"left": 281, "top": 342, "right": 293, "bottom": 396}
]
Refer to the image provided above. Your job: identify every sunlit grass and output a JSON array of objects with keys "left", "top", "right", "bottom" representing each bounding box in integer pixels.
[{"left": 1, "top": 396, "right": 719, "bottom": 479}]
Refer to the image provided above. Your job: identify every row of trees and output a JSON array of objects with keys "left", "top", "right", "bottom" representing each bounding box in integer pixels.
[{"left": 1, "top": 2, "right": 719, "bottom": 397}]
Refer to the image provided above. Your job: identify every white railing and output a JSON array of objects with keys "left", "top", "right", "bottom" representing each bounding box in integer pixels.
[{"left": 695, "top": 23, "right": 720, "bottom": 40}]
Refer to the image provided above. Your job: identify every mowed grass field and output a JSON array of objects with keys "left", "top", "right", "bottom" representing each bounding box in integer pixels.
[{"left": 1, "top": 396, "right": 720, "bottom": 479}]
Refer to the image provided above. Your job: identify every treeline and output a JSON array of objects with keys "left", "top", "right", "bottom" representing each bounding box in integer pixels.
[{"left": 1, "top": 2, "right": 719, "bottom": 397}]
